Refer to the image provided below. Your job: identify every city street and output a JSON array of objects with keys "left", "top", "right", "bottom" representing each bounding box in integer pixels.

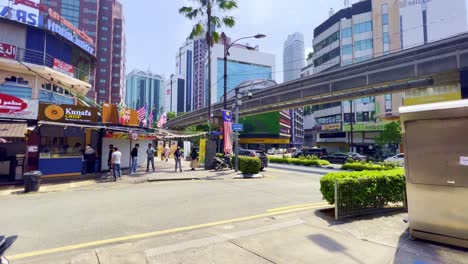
[{"left": 1, "top": 164, "right": 326, "bottom": 259}]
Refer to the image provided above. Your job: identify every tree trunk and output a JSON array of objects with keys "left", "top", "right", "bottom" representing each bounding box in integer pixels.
[{"left": 206, "top": 5, "right": 212, "bottom": 128}]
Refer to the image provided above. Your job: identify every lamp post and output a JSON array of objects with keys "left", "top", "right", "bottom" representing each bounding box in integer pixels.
[
  {"left": 222, "top": 33, "right": 266, "bottom": 110},
  {"left": 234, "top": 86, "right": 241, "bottom": 172},
  {"left": 169, "top": 74, "right": 175, "bottom": 112}
]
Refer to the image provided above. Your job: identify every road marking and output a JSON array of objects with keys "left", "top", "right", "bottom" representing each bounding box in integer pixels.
[
  {"left": 8, "top": 204, "right": 330, "bottom": 260},
  {"left": 266, "top": 202, "right": 329, "bottom": 213}
]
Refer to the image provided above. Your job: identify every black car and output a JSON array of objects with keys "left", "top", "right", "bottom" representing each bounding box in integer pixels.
[
  {"left": 239, "top": 149, "right": 268, "bottom": 171},
  {"left": 293, "top": 148, "right": 328, "bottom": 158},
  {"left": 322, "top": 152, "right": 355, "bottom": 164}
]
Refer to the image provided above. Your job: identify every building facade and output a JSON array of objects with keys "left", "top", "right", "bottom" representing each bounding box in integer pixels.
[
  {"left": 39, "top": 0, "right": 126, "bottom": 104},
  {"left": 125, "top": 70, "right": 164, "bottom": 120},
  {"left": 305, "top": 0, "right": 467, "bottom": 155}
]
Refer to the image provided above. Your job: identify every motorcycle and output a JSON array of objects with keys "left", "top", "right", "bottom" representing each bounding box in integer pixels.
[
  {"left": 0, "top": 235, "right": 17, "bottom": 264},
  {"left": 213, "top": 156, "right": 232, "bottom": 171}
]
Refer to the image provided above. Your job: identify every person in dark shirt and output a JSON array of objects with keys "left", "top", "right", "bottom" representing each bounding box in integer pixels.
[
  {"left": 174, "top": 146, "right": 182, "bottom": 173},
  {"left": 107, "top": 144, "right": 114, "bottom": 173},
  {"left": 130, "top": 144, "right": 139, "bottom": 174}
]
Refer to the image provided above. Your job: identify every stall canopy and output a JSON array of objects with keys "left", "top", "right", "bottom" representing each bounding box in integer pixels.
[{"left": 0, "top": 123, "right": 27, "bottom": 138}]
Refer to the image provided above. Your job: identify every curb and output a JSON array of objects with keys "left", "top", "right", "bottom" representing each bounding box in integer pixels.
[{"left": 147, "top": 177, "right": 201, "bottom": 182}]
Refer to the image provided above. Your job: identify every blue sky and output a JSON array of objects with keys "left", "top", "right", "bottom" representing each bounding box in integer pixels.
[{"left": 121, "top": 0, "right": 345, "bottom": 83}]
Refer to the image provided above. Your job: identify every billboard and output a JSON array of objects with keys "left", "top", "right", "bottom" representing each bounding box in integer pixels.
[
  {"left": 0, "top": 0, "right": 42, "bottom": 27},
  {"left": 102, "top": 103, "right": 139, "bottom": 126},
  {"left": 38, "top": 103, "right": 98, "bottom": 123},
  {"left": 0, "top": 94, "right": 38, "bottom": 120},
  {"left": 239, "top": 112, "right": 280, "bottom": 135}
]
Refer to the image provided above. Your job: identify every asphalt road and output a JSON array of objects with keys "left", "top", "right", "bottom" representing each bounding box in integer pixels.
[{"left": 1, "top": 166, "right": 328, "bottom": 256}]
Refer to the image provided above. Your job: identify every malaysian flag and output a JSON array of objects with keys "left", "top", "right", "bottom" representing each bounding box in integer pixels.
[
  {"left": 222, "top": 110, "right": 233, "bottom": 154},
  {"left": 148, "top": 109, "right": 154, "bottom": 128},
  {"left": 157, "top": 112, "right": 167, "bottom": 128},
  {"left": 137, "top": 104, "right": 146, "bottom": 122}
]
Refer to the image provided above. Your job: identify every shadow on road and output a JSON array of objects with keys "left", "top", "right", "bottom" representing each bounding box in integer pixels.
[{"left": 308, "top": 234, "right": 365, "bottom": 264}]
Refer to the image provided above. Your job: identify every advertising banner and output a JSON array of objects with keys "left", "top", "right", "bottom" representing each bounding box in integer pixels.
[
  {"left": 183, "top": 141, "right": 191, "bottom": 160},
  {"left": 157, "top": 141, "right": 164, "bottom": 159},
  {"left": 343, "top": 122, "right": 388, "bottom": 132},
  {"left": 39, "top": 103, "right": 98, "bottom": 123},
  {"left": 102, "top": 103, "right": 139, "bottom": 126},
  {"left": 199, "top": 139, "right": 206, "bottom": 165},
  {"left": 53, "top": 58, "right": 74, "bottom": 77},
  {"left": 170, "top": 141, "right": 178, "bottom": 158},
  {"left": 0, "top": 94, "right": 38, "bottom": 120},
  {"left": 0, "top": 0, "right": 42, "bottom": 28},
  {"left": 321, "top": 124, "right": 341, "bottom": 131},
  {"left": 0, "top": 42, "right": 17, "bottom": 59},
  {"left": 239, "top": 112, "right": 280, "bottom": 135}
]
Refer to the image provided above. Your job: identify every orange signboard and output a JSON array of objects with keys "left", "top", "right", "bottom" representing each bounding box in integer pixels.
[{"left": 102, "top": 103, "right": 139, "bottom": 126}]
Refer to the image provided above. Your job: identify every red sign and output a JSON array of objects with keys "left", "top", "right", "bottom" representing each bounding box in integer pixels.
[
  {"left": 166, "top": 89, "right": 171, "bottom": 95},
  {"left": 0, "top": 94, "right": 27, "bottom": 113},
  {"left": 53, "top": 58, "right": 75, "bottom": 77},
  {"left": 0, "top": 42, "right": 17, "bottom": 59}
]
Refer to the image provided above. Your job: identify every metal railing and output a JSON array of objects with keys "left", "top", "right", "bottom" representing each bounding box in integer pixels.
[{"left": 14, "top": 47, "right": 90, "bottom": 83}]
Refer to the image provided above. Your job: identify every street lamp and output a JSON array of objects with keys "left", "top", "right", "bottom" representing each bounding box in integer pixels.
[
  {"left": 169, "top": 74, "right": 175, "bottom": 112},
  {"left": 222, "top": 33, "right": 266, "bottom": 110}
]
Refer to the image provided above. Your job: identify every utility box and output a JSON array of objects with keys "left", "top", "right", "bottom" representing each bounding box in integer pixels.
[{"left": 400, "top": 100, "right": 468, "bottom": 248}]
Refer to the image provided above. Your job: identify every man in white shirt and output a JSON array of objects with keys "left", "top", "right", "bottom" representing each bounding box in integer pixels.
[{"left": 111, "top": 146, "right": 122, "bottom": 181}]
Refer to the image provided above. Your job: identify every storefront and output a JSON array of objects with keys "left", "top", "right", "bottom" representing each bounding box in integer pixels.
[
  {"left": 34, "top": 103, "right": 98, "bottom": 177},
  {"left": 0, "top": 94, "right": 39, "bottom": 184}
]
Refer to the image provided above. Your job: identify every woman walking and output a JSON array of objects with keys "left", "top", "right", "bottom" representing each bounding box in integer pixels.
[{"left": 190, "top": 147, "right": 199, "bottom": 171}]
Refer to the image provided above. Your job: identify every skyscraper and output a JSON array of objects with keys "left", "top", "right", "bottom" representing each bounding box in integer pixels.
[
  {"left": 283, "top": 33, "right": 305, "bottom": 147},
  {"left": 125, "top": 70, "right": 164, "bottom": 120},
  {"left": 39, "top": 0, "right": 126, "bottom": 104},
  {"left": 283, "top": 32, "right": 305, "bottom": 82}
]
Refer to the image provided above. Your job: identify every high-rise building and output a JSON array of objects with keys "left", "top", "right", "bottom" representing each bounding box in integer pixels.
[
  {"left": 39, "top": 0, "right": 126, "bottom": 104},
  {"left": 283, "top": 32, "right": 305, "bottom": 82},
  {"left": 283, "top": 32, "right": 305, "bottom": 147},
  {"left": 125, "top": 70, "right": 164, "bottom": 120}
]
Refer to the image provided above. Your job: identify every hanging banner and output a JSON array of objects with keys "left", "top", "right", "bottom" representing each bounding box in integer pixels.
[
  {"left": 222, "top": 110, "right": 233, "bottom": 155},
  {"left": 157, "top": 141, "right": 164, "bottom": 159},
  {"left": 170, "top": 140, "right": 178, "bottom": 157},
  {"left": 53, "top": 58, "right": 74, "bottom": 77},
  {"left": 0, "top": 94, "right": 38, "bottom": 120},
  {"left": 183, "top": 141, "right": 191, "bottom": 160},
  {"left": 199, "top": 138, "right": 206, "bottom": 165}
]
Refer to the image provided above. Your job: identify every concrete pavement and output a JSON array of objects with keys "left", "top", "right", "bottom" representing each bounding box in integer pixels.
[{"left": 10, "top": 209, "right": 468, "bottom": 264}]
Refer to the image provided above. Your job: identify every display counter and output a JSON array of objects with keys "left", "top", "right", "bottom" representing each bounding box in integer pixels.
[{"left": 38, "top": 155, "right": 82, "bottom": 176}]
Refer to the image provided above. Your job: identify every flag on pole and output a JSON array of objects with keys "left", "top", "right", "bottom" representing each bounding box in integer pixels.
[
  {"left": 137, "top": 104, "right": 146, "bottom": 121},
  {"left": 157, "top": 112, "right": 167, "bottom": 128},
  {"left": 222, "top": 110, "right": 233, "bottom": 154},
  {"left": 148, "top": 109, "right": 154, "bottom": 128}
]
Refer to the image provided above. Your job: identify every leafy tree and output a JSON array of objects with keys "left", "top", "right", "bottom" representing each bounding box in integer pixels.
[
  {"left": 376, "top": 121, "right": 402, "bottom": 145},
  {"left": 179, "top": 0, "right": 238, "bottom": 120},
  {"left": 167, "top": 112, "right": 177, "bottom": 120}
]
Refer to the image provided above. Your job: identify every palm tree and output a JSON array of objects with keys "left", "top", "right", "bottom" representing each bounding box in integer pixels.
[{"left": 179, "top": 0, "right": 238, "bottom": 124}]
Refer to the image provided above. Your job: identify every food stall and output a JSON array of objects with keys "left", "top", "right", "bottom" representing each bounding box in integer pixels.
[{"left": 36, "top": 103, "right": 98, "bottom": 177}]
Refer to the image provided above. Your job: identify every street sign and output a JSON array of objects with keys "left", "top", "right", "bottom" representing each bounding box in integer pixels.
[{"left": 232, "top": 123, "right": 243, "bottom": 132}]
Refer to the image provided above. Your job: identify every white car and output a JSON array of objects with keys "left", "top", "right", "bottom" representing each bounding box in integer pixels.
[{"left": 385, "top": 153, "right": 405, "bottom": 166}]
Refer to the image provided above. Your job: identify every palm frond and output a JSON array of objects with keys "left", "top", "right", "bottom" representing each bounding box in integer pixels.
[
  {"left": 222, "top": 16, "right": 235, "bottom": 27},
  {"left": 178, "top": 6, "right": 193, "bottom": 14},
  {"left": 211, "top": 16, "right": 222, "bottom": 28},
  {"left": 211, "top": 31, "right": 220, "bottom": 44},
  {"left": 190, "top": 23, "right": 205, "bottom": 39},
  {"left": 218, "top": 0, "right": 238, "bottom": 10}
]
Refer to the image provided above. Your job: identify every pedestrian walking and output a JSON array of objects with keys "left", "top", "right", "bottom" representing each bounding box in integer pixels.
[
  {"left": 174, "top": 146, "right": 183, "bottom": 172},
  {"left": 83, "top": 144, "right": 97, "bottom": 174},
  {"left": 111, "top": 146, "right": 122, "bottom": 181},
  {"left": 190, "top": 147, "right": 199, "bottom": 171},
  {"left": 146, "top": 143, "right": 156, "bottom": 172},
  {"left": 130, "top": 144, "right": 139, "bottom": 174},
  {"left": 107, "top": 144, "right": 114, "bottom": 175},
  {"left": 164, "top": 145, "right": 170, "bottom": 162}
]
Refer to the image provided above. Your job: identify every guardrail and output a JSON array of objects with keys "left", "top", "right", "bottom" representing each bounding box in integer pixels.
[{"left": 14, "top": 47, "right": 90, "bottom": 83}]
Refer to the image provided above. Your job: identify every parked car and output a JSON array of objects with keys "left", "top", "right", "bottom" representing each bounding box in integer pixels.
[
  {"left": 293, "top": 148, "right": 328, "bottom": 158},
  {"left": 347, "top": 152, "right": 367, "bottom": 161},
  {"left": 267, "top": 148, "right": 277, "bottom": 155},
  {"left": 385, "top": 153, "right": 405, "bottom": 166},
  {"left": 239, "top": 149, "right": 268, "bottom": 171},
  {"left": 322, "top": 152, "right": 355, "bottom": 164}
]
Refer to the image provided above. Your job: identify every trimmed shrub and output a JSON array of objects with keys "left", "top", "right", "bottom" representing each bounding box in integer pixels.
[
  {"left": 341, "top": 161, "right": 399, "bottom": 171},
  {"left": 268, "top": 157, "right": 288, "bottom": 164},
  {"left": 238, "top": 156, "right": 261, "bottom": 174},
  {"left": 320, "top": 169, "right": 405, "bottom": 205}
]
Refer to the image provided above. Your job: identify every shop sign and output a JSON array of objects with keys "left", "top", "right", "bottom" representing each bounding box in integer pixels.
[
  {"left": 0, "top": 42, "right": 17, "bottom": 59},
  {"left": 102, "top": 103, "right": 139, "bottom": 126},
  {"left": 53, "top": 58, "right": 74, "bottom": 77},
  {"left": 0, "top": 94, "right": 38, "bottom": 120},
  {"left": 321, "top": 123, "right": 341, "bottom": 131},
  {"left": 0, "top": 0, "right": 43, "bottom": 27},
  {"left": 343, "top": 122, "right": 388, "bottom": 132},
  {"left": 46, "top": 19, "right": 95, "bottom": 55},
  {"left": 403, "top": 92, "right": 461, "bottom": 106},
  {"left": 39, "top": 103, "right": 97, "bottom": 123}
]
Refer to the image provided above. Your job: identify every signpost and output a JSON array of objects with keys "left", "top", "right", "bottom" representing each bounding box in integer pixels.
[{"left": 232, "top": 123, "right": 243, "bottom": 132}]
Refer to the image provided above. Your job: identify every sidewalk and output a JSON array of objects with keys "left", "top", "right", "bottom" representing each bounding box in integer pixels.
[
  {"left": 13, "top": 209, "right": 468, "bottom": 264},
  {"left": 0, "top": 160, "right": 239, "bottom": 196}
]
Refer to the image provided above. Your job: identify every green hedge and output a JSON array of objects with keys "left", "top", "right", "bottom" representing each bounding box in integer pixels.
[
  {"left": 320, "top": 169, "right": 405, "bottom": 205},
  {"left": 238, "top": 156, "right": 261, "bottom": 174},
  {"left": 341, "top": 161, "right": 399, "bottom": 171},
  {"left": 268, "top": 157, "right": 330, "bottom": 166}
]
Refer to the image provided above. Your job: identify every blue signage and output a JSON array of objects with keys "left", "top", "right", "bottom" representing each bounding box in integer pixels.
[
  {"left": 232, "top": 123, "right": 243, "bottom": 132},
  {"left": 47, "top": 20, "right": 95, "bottom": 55},
  {"left": 0, "top": 6, "right": 43, "bottom": 27}
]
